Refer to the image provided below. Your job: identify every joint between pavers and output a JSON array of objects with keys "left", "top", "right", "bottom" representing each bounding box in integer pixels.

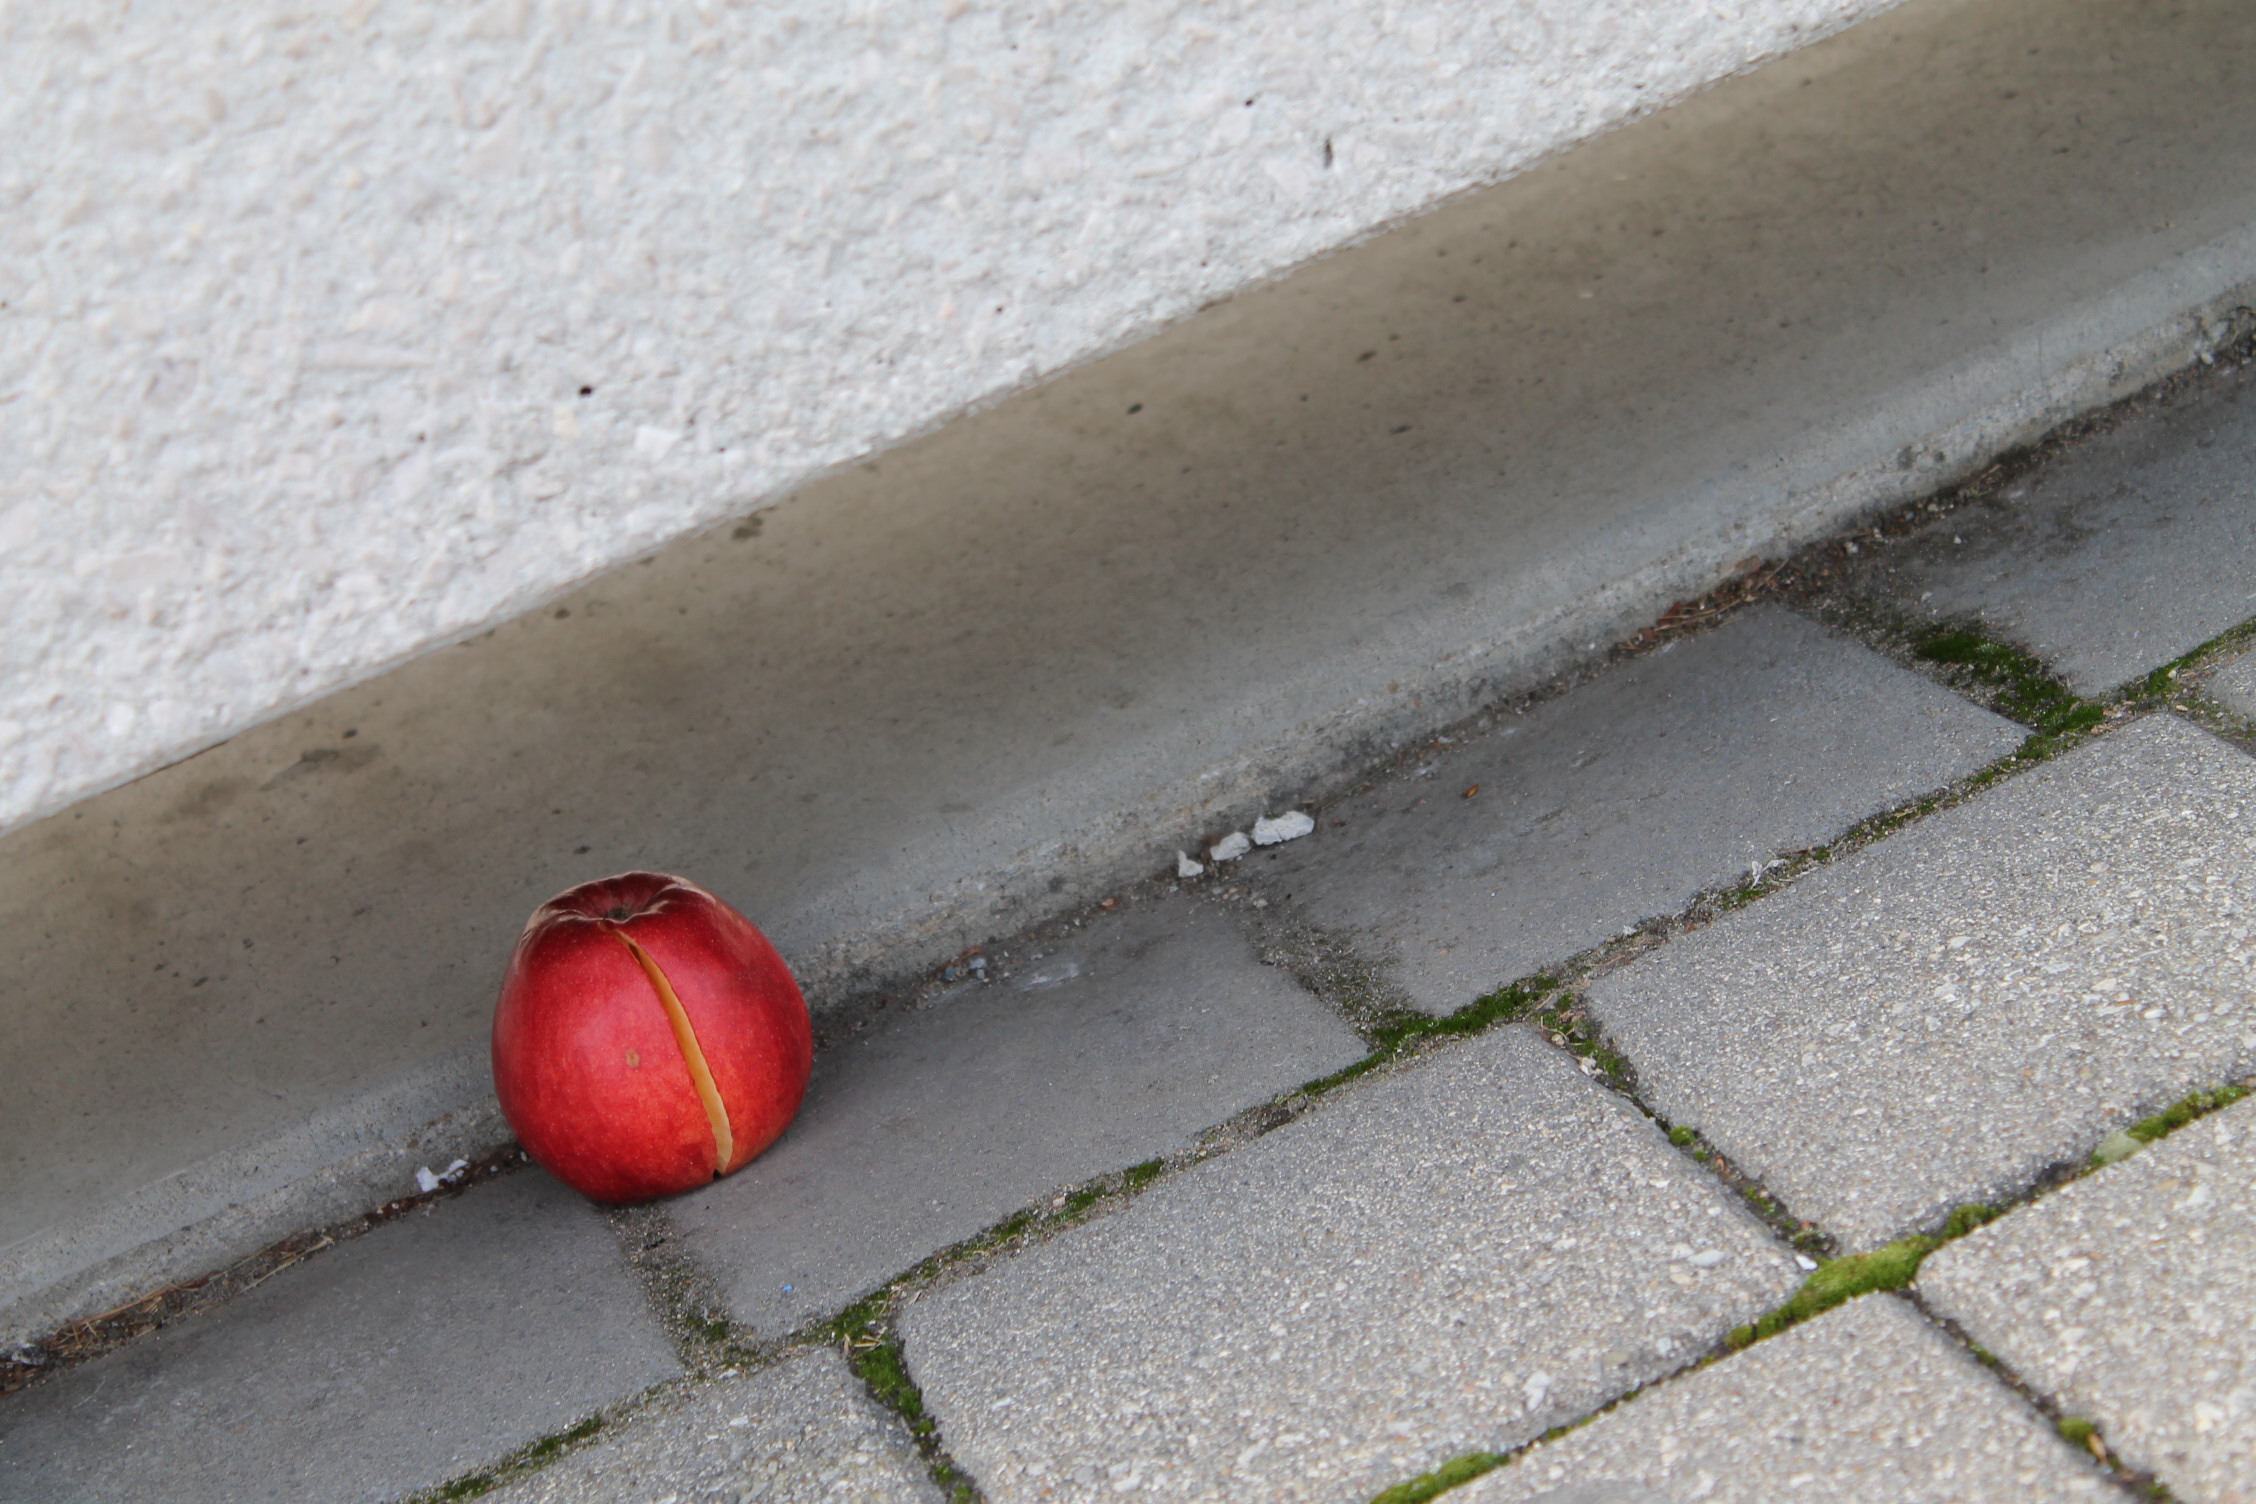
[
  {"left": 829, "top": 1300, "right": 986, "bottom": 1504},
  {"left": 1706, "top": 1074, "right": 2253, "bottom": 1374},
  {"left": 1900, "top": 1288, "right": 2167, "bottom": 1502},
  {"left": 396, "top": 1405, "right": 641, "bottom": 1504}
]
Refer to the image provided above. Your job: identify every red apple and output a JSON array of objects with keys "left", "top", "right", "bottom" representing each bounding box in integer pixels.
[{"left": 492, "top": 871, "right": 812, "bottom": 1203}]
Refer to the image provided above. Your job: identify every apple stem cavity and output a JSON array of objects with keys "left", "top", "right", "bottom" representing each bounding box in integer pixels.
[{"left": 605, "top": 925, "right": 736, "bottom": 1174}]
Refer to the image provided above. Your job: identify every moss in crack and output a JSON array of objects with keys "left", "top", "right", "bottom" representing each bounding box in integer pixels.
[
  {"left": 1532, "top": 995, "right": 1634, "bottom": 1089},
  {"left": 1941, "top": 1203, "right": 1998, "bottom": 1240},
  {"left": 1367, "top": 1450, "right": 1505, "bottom": 1503},
  {"left": 1914, "top": 627, "right": 2104, "bottom": 749},
  {"left": 1921, "top": 1293, "right": 2173, "bottom": 1496},
  {"left": 2088, "top": 1083, "right": 2251, "bottom": 1170},
  {"left": 1364, "top": 975, "right": 1557, "bottom": 1057},
  {"left": 2138, "top": 609, "right": 2256, "bottom": 702},
  {"left": 407, "top": 1412, "right": 614, "bottom": 1503},
  {"left": 1723, "top": 1198, "right": 2003, "bottom": 1351},
  {"left": 2127, "top": 1084, "right": 2248, "bottom": 1145},
  {"left": 1726, "top": 1236, "right": 1937, "bottom": 1349},
  {"left": 1302, "top": 1051, "right": 1388, "bottom": 1099},
  {"left": 526, "top": 1416, "right": 603, "bottom": 1461},
  {"left": 1651, "top": 1123, "right": 1830, "bottom": 1257},
  {"left": 1301, "top": 976, "right": 1559, "bottom": 1102},
  {"left": 834, "top": 1299, "right": 982, "bottom": 1502}
]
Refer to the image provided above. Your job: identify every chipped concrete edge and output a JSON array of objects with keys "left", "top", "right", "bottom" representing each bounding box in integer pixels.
[{"left": 7, "top": 224, "right": 2255, "bottom": 1353}]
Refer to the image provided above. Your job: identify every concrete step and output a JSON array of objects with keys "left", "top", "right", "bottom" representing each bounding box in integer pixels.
[{"left": 8, "top": 0, "right": 2256, "bottom": 1347}]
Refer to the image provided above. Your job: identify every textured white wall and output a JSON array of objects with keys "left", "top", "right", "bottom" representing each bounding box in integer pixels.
[{"left": 0, "top": 0, "right": 1895, "bottom": 834}]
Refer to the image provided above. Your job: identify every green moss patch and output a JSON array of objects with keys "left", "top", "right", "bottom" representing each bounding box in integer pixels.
[
  {"left": 1914, "top": 627, "right": 2103, "bottom": 750},
  {"left": 1368, "top": 1450, "right": 1506, "bottom": 1504},
  {"left": 1727, "top": 1236, "right": 1936, "bottom": 1349},
  {"left": 2128, "top": 1084, "right": 2248, "bottom": 1144},
  {"left": 1367, "top": 976, "right": 1556, "bottom": 1057}
]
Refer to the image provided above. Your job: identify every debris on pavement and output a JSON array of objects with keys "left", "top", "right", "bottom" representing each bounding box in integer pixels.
[
  {"left": 1250, "top": 810, "right": 1315, "bottom": 845},
  {"left": 1208, "top": 831, "right": 1251, "bottom": 862}
]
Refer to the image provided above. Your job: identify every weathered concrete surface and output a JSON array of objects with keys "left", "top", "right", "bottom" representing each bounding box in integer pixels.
[
  {"left": 1458, "top": 1296, "right": 2109, "bottom": 1504},
  {"left": 1840, "top": 360, "right": 2256, "bottom": 699},
  {"left": 672, "top": 897, "right": 1366, "bottom": 1337},
  {"left": 1843, "top": 359, "right": 2256, "bottom": 695},
  {"left": 898, "top": 1028, "right": 1799, "bottom": 1503},
  {"left": 484, "top": 1349, "right": 940, "bottom": 1504},
  {"left": 2207, "top": 649, "right": 2256, "bottom": 721},
  {"left": 14, "top": 0, "right": 2256, "bottom": 1349},
  {"left": 1588, "top": 714, "right": 2256, "bottom": 1250},
  {"left": 1254, "top": 607, "right": 2018, "bottom": 1012},
  {"left": 1920, "top": 1095, "right": 2256, "bottom": 1504},
  {"left": 0, "top": 1173, "right": 678, "bottom": 1504}
]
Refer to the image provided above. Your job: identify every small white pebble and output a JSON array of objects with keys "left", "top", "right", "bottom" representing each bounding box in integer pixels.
[
  {"left": 1689, "top": 1249, "right": 1727, "bottom": 1268},
  {"left": 1210, "top": 831, "right": 1251, "bottom": 862},
  {"left": 1251, "top": 811, "right": 1316, "bottom": 846},
  {"left": 1176, "top": 850, "right": 1205, "bottom": 879}
]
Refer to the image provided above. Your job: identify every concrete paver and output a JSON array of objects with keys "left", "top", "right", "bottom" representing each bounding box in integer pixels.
[
  {"left": 2208, "top": 650, "right": 2256, "bottom": 721},
  {"left": 672, "top": 896, "right": 1367, "bottom": 1337},
  {"left": 1919, "top": 1094, "right": 2256, "bottom": 1504},
  {"left": 0, "top": 1172, "right": 678, "bottom": 1504},
  {"left": 897, "top": 1027, "right": 1801, "bottom": 1504},
  {"left": 1588, "top": 713, "right": 2256, "bottom": 1250},
  {"left": 485, "top": 1348, "right": 941, "bottom": 1504},
  {"left": 1847, "top": 361, "right": 2256, "bottom": 695},
  {"left": 1458, "top": 1295, "right": 2109, "bottom": 1504},
  {"left": 1256, "top": 607, "right": 2019, "bottom": 1013}
]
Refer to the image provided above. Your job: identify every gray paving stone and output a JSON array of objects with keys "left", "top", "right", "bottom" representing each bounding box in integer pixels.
[
  {"left": 673, "top": 895, "right": 1366, "bottom": 1337},
  {"left": 2206, "top": 649, "right": 2256, "bottom": 721},
  {"left": 1920, "top": 1094, "right": 2256, "bottom": 1504},
  {"left": 1457, "top": 1295, "right": 2110, "bottom": 1504},
  {"left": 1254, "top": 606, "right": 2020, "bottom": 1014},
  {"left": 0, "top": 1172, "right": 679, "bottom": 1504},
  {"left": 1588, "top": 713, "right": 2256, "bottom": 1252},
  {"left": 897, "top": 1027, "right": 1801, "bottom": 1504},
  {"left": 1849, "top": 361, "right": 2256, "bottom": 695},
  {"left": 485, "top": 1347, "right": 940, "bottom": 1504}
]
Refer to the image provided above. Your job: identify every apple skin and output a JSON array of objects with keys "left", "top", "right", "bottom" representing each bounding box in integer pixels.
[{"left": 492, "top": 871, "right": 812, "bottom": 1204}]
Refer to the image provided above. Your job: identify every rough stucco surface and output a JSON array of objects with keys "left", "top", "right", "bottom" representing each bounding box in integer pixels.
[{"left": 0, "top": 0, "right": 1898, "bottom": 833}]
